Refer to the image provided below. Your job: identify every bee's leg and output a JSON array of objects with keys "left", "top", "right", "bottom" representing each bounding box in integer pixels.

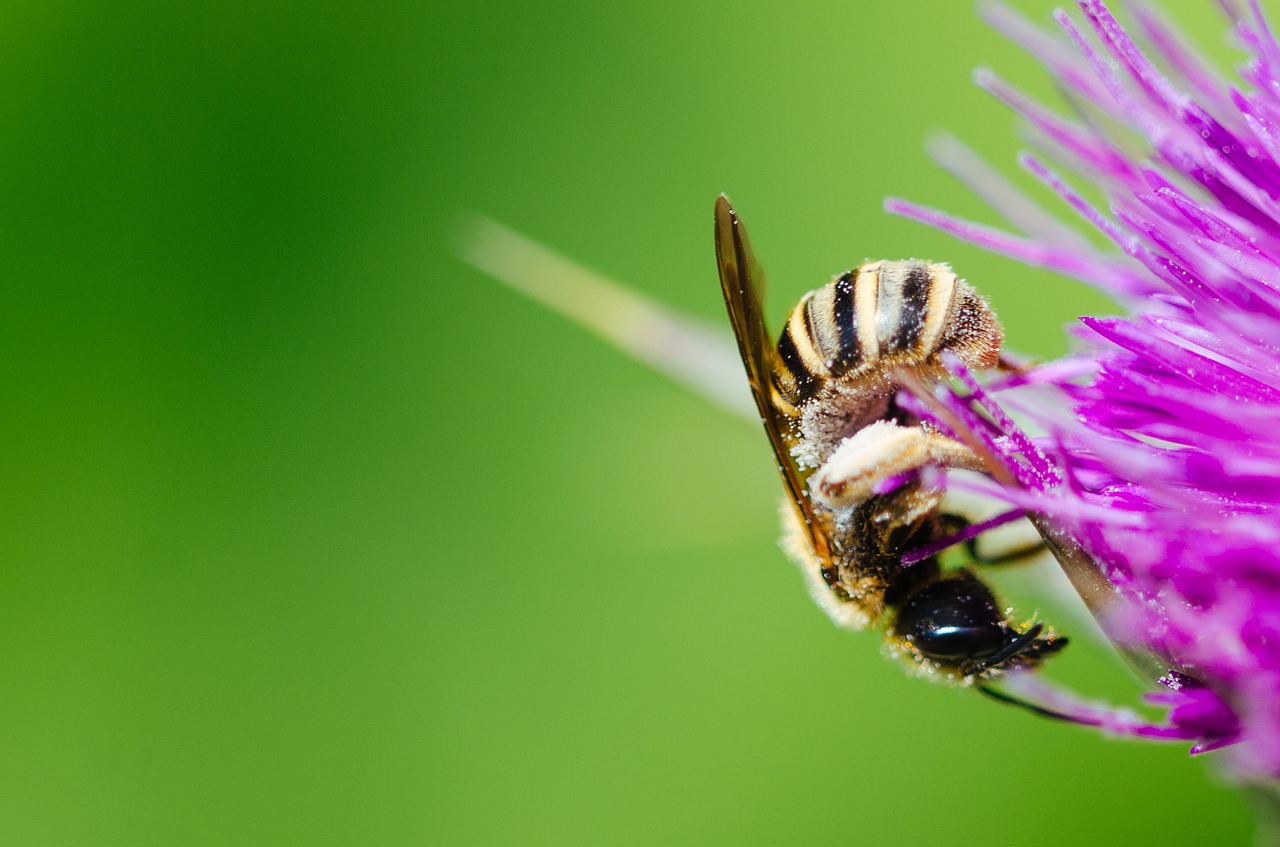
[
  {"left": 811, "top": 420, "right": 985, "bottom": 511},
  {"left": 967, "top": 535, "right": 1047, "bottom": 566},
  {"left": 935, "top": 511, "right": 1047, "bottom": 567}
]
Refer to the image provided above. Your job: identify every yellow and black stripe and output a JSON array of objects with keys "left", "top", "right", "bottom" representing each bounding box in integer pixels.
[{"left": 769, "top": 260, "right": 979, "bottom": 419}]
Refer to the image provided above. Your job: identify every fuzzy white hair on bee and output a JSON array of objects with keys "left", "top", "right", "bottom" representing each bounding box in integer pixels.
[
  {"left": 715, "top": 193, "right": 1066, "bottom": 691},
  {"left": 811, "top": 420, "right": 987, "bottom": 512}
]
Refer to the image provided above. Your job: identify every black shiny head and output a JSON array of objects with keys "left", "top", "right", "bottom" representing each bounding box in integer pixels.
[{"left": 892, "top": 572, "right": 1065, "bottom": 674}]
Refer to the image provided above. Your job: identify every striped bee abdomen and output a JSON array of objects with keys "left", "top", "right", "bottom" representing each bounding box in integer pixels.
[
  {"left": 877, "top": 261, "right": 947, "bottom": 355},
  {"left": 768, "top": 260, "right": 1001, "bottom": 419}
]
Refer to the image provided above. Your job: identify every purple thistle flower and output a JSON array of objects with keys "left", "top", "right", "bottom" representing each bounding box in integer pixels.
[
  {"left": 886, "top": 0, "right": 1280, "bottom": 779},
  {"left": 459, "top": 0, "right": 1280, "bottom": 806}
]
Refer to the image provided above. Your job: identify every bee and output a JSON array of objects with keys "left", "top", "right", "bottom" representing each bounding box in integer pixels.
[{"left": 714, "top": 194, "right": 1066, "bottom": 686}]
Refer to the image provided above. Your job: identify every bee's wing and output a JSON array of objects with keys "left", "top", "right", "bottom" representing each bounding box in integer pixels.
[{"left": 714, "top": 194, "right": 831, "bottom": 562}]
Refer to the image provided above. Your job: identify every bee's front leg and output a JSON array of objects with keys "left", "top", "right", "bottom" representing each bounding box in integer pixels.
[{"left": 809, "top": 420, "right": 985, "bottom": 511}]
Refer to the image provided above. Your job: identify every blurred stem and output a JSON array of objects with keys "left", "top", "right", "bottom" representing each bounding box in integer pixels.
[{"left": 456, "top": 214, "right": 754, "bottom": 419}]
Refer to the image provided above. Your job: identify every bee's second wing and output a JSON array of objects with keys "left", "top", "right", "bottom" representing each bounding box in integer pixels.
[{"left": 714, "top": 194, "right": 831, "bottom": 562}]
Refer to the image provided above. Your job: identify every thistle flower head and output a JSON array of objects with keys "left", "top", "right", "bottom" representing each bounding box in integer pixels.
[
  {"left": 458, "top": 0, "right": 1280, "bottom": 789},
  {"left": 887, "top": 0, "right": 1280, "bottom": 778}
]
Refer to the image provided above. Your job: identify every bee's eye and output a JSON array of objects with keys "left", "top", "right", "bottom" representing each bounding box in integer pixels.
[{"left": 893, "top": 574, "right": 1010, "bottom": 665}]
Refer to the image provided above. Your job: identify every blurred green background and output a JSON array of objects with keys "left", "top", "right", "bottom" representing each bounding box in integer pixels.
[{"left": 0, "top": 0, "right": 1255, "bottom": 844}]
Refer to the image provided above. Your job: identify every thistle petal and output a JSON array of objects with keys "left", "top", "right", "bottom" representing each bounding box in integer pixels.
[{"left": 896, "top": 0, "right": 1280, "bottom": 778}]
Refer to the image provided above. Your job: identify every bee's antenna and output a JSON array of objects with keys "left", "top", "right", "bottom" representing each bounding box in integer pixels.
[
  {"left": 987, "top": 673, "right": 1221, "bottom": 742},
  {"left": 974, "top": 681, "right": 1082, "bottom": 724}
]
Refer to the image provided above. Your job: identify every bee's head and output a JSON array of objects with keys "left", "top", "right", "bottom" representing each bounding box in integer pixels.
[{"left": 892, "top": 572, "right": 1066, "bottom": 674}]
